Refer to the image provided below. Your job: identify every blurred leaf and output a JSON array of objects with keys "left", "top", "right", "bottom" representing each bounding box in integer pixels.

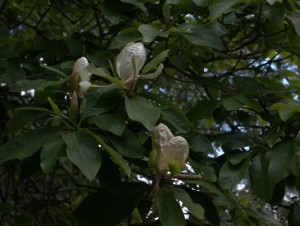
[
  {"left": 125, "top": 95, "right": 160, "bottom": 131},
  {"left": 0, "top": 128, "right": 61, "bottom": 164},
  {"left": 0, "top": 21, "right": 9, "bottom": 39},
  {"left": 98, "top": 153, "right": 122, "bottom": 194},
  {"left": 291, "top": 10, "right": 300, "bottom": 36},
  {"left": 213, "top": 132, "right": 253, "bottom": 149},
  {"left": 108, "top": 128, "right": 143, "bottom": 158},
  {"left": 138, "top": 24, "right": 160, "bottom": 43},
  {"left": 86, "top": 63, "right": 122, "bottom": 86},
  {"left": 227, "top": 151, "right": 250, "bottom": 165},
  {"left": 0, "top": 203, "right": 14, "bottom": 213},
  {"left": 62, "top": 129, "right": 102, "bottom": 181},
  {"left": 88, "top": 131, "right": 131, "bottom": 177},
  {"left": 288, "top": 201, "right": 300, "bottom": 226},
  {"left": 177, "top": 23, "right": 223, "bottom": 50},
  {"left": 209, "top": 0, "right": 240, "bottom": 20},
  {"left": 2, "top": 61, "right": 26, "bottom": 87},
  {"left": 193, "top": 0, "right": 208, "bottom": 7},
  {"left": 219, "top": 158, "right": 250, "bottom": 190},
  {"left": 187, "top": 100, "right": 220, "bottom": 121},
  {"left": 187, "top": 134, "right": 213, "bottom": 153},
  {"left": 40, "top": 64, "right": 68, "bottom": 78},
  {"left": 172, "top": 187, "right": 204, "bottom": 220},
  {"left": 15, "top": 215, "right": 33, "bottom": 226},
  {"left": 157, "top": 187, "right": 186, "bottom": 226},
  {"left": 67, "top": 36, "right": 84, "bottom": 56},
  {"left": 40, "top": 139, "right": 65, "bottom": 173},
  {"left": 120, "top": 0, "right": 147, "bottom": 12},
  {"left": 88, "top": 112, "right": 126, "bottom": 136},
  {"left": 249, "top": 153, "right": 274, "bottom": 202},
  {"left": 109, "top": 28, "right": 142, "bottom": 49},
  {"left": 161, "top": 105, "right": 189, "bottom": 133},
  {"left": 75, "top": 182, "right": 150, "bottom": 226},
  {"left": 11, "top": 78, "right": 68, "bottom": 92},
  {"left": 142, "top": 49, "right": 169, "bottom": 74}
]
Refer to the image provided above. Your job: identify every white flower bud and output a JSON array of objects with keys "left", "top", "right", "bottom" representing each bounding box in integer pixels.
[
  {"left": 152, "top": 123, "right": 189, "bottom": 175},
  {"left": 73, "top": 57, "right": 91, "bottom": 82},
  {"left": 116, "top": 42, "right": 146, "bottom": 90},
  {"left": 78, "top": 81, "right": 92, "bottom": 98}
]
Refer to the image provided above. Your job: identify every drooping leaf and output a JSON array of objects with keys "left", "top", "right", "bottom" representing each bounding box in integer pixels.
[
  {"left": 157, "top": 187, "right": 186, "bottom": 226},
  {"left": 75, "top": 182, "right": 150, "bottom": 226},
  {"left": 142, "top": 49, "right": 169, "bottom": 74},
  {"left": 88, "top": 131, "right": 131, "bottom": 177},
  {"left": 40, "top": 139, "right": 65, "bottom": 174},
  {"left": 62, "top": 129, "right": 102, "bottom": 181},
  {"left": 172, "top": 187, "right": 204, "bottom": 221},
  {"left": 125, "top": 95, "right": 160, "bottom": 131},
  {"left": 0, "top": 128, "right": 61, "bottom": 164}
]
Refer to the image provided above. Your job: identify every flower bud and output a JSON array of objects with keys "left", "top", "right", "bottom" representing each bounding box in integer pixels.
[
  {"left": 116, "top": 42, "right": 146, "bottom": 90},
  {"left": 73, "top": 57, "right": 91, "bottom": 82},
  {"left": 152, "top": 123, "right": 189, "bottom": 175}
]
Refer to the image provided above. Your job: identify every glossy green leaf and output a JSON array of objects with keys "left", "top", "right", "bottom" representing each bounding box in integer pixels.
[
  {"left": 219, "top": 158, "right": 250, "bottom": 190},
  {"left": 109, "top": 28, "right": 142, "bottom": 49},
  {"left": 142, "top": 49, "right": 169, "bottom": 74},
  {"left": 138, "top": 24, "right": 160, "bottom": 43},
  {"left": 157, "top": 187, "right": 186, "bottom": 226},
  {"left": 209, "top": 0, "right": 240, "bottom": 20},
  {"left": 0, "top": 128, "right": 61, "bottom": 164},
  {"left": 88, "top": 112, "right": 126, "bottom": 136},
  {"left": 88, "top": 131, "right": 131, "bottom": 177},
  {"left": 108, "top": 129, "right": 143, "bottom": 158},
  {"left": 125, "top": 95, "right": 160, "bottom": 131},
  {"left": 62, "top": 129, "right": 102, "bottom": 180},
  {"left": 172, "top": 187, "right": 204, "bottom": 220},
  {"left": 40, "top": 139, "right": 65, "bottom": 173},
  {"left": 249, "top": 153, "right": 274, "bottom": 202},
  {"left": 75, "top": 182, "right": 150, "bottom": 226}
]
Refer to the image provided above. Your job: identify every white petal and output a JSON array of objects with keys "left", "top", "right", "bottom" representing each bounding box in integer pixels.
[
  {"left": 73, "top": 57, "right": 91, "bottom": 81},
  {"left": 78, "top": 81, "right": 92, "bottom": 98}
]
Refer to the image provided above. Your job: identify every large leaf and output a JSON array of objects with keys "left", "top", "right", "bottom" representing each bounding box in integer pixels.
[
  {"left": 142, "top": 49, "right": 169, "bottom": 74},
  {"left": 107, "top": 129, "right": 143, "bottom": 158},
  {"left": 291, "top": 10, "right": 300, "bottom": 36},
  {"left": 125, "top": 95, "right": 160, "bottom": 131},
  {"left": 172, "top": 187, "right": 204, "bottom": 221},
  {"left": 75, "top": 182, "right": 150, "bottom": 226},
  {"left": 11, "top": 78, "right": 68, "bottom": 92},
  {"left": 0, "top": 128, "right": 61, "bottom": 164},
  {"left": 249, "top": 153, "right": 274, "bottom": 202},
  {"left": 219, "top": 158, "right": 250, "bottom": 190},
  {"left": 209, "top": 0, "right": 240, "bottom": 20},
  {"left": 157, "top": 187, "right": 186, "bottom": 226},
  {"left": 88, "top": 112, "right": 126, "bottom": 136},
  {"left": 40, "top": 139, "right": 65, "bottom": 174},
  {"left": 161, "top": 105, "right": 190, "bottom": 133},
  {"left": 138, "top": 24, "right": 160, "bottom": 43},
  {"left": 109, "top": 28, "right": 142, "bottom": 49},
  {"left": 62, "top": 129, "right": 102, "bottom": 180},
  {"left": 88, "top": 131, "right": 131, "bottom": 177}
]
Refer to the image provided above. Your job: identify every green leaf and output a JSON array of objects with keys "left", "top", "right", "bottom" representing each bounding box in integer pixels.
[
  {"left": 11, "top": 78, "right": 68, "bottom": 92},
  {"left": 109, "top": 28, "right": 142, "bottom": 49},
  {"left": 187, "top": 100, "right": 220, "bottom": 121},
  {"left": 213, "top": 132, "right": 253, "bottom": 149},
  {"left": 88, "top": 112, "right": 126, "bottom": 136},
  {"left": 291, "top": 10, "right": 300, "bottom": 36},
  {"left": 47, "top": 97, "right": 62, "bottom": 117},
  {"left": 161, "top": 105, "right": 189, "bottom": 133},
  {"left": 88, "top": 131, "right": 131, "bottom": 177},
  {"left": 209, "top": 0, "right": 240, "bottom": 20},
  {"left": 187, "top": 134, "right": 213, "bottom": 153},
  {"left": 125, "top": 95, "right": 161, "bottom": 131},
  {"left": 40, "top": 64, "right": 68, "bottom": 78},
  {"left": 0, "top": 128, "right": 61, "bottom": 164},
  {"left": 40, "top": 139, "right": 65, "bottom": 174},
  {"left": 120, "top": 0, "right": 147, "bottom": 12},
  {"left": 249, "top": 153, "right": 274, "bottom": 202},
  {"left": 62, "top": 129, "right": 102, "bottom": 181},
  {"left": 172, "top": 187, "right": 204, "bottom": 220},
  {"left": 0, "top": 203, "right": 14, "bottom": 213},
  {"left": 81, "top": 85, "right": 123, "bottom": 118},
  {"left": 86, "top": 63, "right": 122, "bottom": 86},
  {"left": 138, "top": 24, "right": 160, "bottom": 43},
  {"left": 219, "top": 158, "right": 250, "bottom": 190},
  {"left": 266, "top": 141, "right": 292, "bottom": 185},
  {"left": 270, "top": 98, "right": 300, "bottom": 121},
  {"left": 142, "top": 50, "right": 169, "bottom": 74},
  {"left": 288, "top": 201, "right": 300, "bottom": 226},
  {"left": 107, "top": 129, "right": 143, "bottom": 158},
  {"left": 3, "top": 61, "right": 26, "bottom": 87},
  {"left": 75, "top": 182, "right": 150, "bottom": 226},
  {"left": 0, "top": 21, "right": 9, "bottom": 39},
  {"left": 98, "top": 153, "right": 122, "bottom": 194},
  {"left": 177, "top": 23, "right": 223, "bottom": 50},
  {"left": 157, "top": 187, "right": 186, "bottom": 226},
  {"left": 227, "top": 151, "right": 250, "bottom": 165}
]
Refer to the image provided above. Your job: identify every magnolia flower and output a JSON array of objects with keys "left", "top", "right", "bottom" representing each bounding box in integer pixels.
[
  {"left": 152, "top": 123, "right": 189, "bottom": 175},
  {"left": 116, "top": 42, "right": 164, "bottom": 91}
]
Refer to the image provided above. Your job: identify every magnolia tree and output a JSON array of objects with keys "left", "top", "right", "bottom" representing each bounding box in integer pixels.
[{"left": 2, "top": 0, "right": 300, "bottom": 225}]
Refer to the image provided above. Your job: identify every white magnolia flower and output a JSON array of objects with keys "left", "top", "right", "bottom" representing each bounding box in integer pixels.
[
  {"left": 73, "top": 57, "right": 91, "bottom": 82},
  {"left": 116, "top": 42, "right": 164, "bottom": 91},
  {"left": 152, "top": 123, "right": 189, "bottom": 175}
]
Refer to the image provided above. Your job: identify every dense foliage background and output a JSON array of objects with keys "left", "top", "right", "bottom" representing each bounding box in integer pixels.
[{"left": 1, "top": 0, "right": 300, "bottom": 225}]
